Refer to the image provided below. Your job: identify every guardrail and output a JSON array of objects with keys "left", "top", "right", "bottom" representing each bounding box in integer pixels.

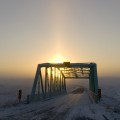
[{"left": 89, "top": 91, "right": 99, "bottom": 103}]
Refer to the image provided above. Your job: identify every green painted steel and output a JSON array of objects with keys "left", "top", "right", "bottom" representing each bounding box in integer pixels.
[{"left": 30, "top": 62, "right": 99, "bottom": 103}]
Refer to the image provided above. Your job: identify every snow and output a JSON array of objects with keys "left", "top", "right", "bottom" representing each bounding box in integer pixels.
[{"left": 0, "top": 78, "right": 120, "bottom": 120}]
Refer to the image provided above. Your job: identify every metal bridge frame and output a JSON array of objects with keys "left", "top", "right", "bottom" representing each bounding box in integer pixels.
[{"left": 30, "top": 62, "right": 99, "bottom": 102}]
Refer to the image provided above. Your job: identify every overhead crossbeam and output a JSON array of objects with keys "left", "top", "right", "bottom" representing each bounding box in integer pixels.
[
  {"left": 30, "top": 62, "right": 99, "bottom": 103},
  {"left": 60, "top": 67, "right": 90, "bottom": 78}
]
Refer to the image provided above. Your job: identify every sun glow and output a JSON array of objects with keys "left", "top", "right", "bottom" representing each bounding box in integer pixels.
[
  {"left": 54, "top": 58, "right": 63, "bottom": 63},
  {"left": 49, "top": 54, "right": 66, "bottom": 63}
]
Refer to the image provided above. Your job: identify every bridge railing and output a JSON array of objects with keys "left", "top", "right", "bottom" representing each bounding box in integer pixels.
[
  {"left": 27, "top": 90, "right": 67, "bottom": 103},
  {"left": 89, "top": 91, "right": 100, "bottom": 103}
]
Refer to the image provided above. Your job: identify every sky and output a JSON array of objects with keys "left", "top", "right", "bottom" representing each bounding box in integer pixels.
[{"left": 0, "top": 0, "right": 120, "bottom": 80}]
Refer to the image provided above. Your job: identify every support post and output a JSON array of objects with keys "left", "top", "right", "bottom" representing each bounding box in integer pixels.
[
  {"left": 54, "top": 67, "right": 56, "bottom": 92},
  {"left": 31, "top": 65, "right": 40, "bottom": 96},
  {"left": 40, "top": 69, "right": 44, "bottom": 96},
  {"left": 45, "top": 67, "right": 49, "bottom": 95},
  {"left": 50, "top": 67, "right": 52, "bottom": 94},
  {"left": 93, "top": 64, "right": 98, "bottom": 95},
  {"left": 38, "top": 75, "right": 40, "bottom": 95},
  {"left": 63, "top": 77, "right": 66, "bottom": 91},
  {"left": 60, "top": 73, "right": 62, "bottom": 91},
  {"left": 89, "top": 63, "right": 99, "bottom": 102}
]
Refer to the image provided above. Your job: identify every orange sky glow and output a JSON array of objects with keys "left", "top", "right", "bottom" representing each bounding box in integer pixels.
[{"left": 0, "top": 1, "right": 120, "bottom": 80}]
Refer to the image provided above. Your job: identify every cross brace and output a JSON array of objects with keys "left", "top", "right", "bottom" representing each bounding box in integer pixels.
[{"left": 30, "top": 62, "right": 99, "bottom": 103}]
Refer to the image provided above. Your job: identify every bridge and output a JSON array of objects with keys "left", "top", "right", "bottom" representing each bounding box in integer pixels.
[{"left": 28, "top": 62, "right": 99, "bottom": 103}]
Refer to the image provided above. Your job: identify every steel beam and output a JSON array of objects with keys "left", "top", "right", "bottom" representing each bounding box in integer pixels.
[{"left": 30, "top": 62, "right": 99, "bottom": 103}]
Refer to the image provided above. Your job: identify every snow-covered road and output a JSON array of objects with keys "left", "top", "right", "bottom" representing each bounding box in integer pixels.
[
  {"left": 0, "top": 87, "right": 89, "bottom": 120},
  {"left": 0, "top": 87, "right": 120, "bottom": 120}
]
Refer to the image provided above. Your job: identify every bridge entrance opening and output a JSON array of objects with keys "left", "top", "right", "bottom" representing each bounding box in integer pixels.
[
  {"left": 29, "top": 62, "right": 99, "bottom": 103},
  {"left": 66, "top": 78, "right": 89, "bottom": 94}
]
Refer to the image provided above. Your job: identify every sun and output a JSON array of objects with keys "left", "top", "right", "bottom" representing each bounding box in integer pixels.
[
  {"left": 49, "top": 54, "right": 66, "bottom": 63},
  {"left": 54, "top": 58, "right": 63, "bottom": 63}
]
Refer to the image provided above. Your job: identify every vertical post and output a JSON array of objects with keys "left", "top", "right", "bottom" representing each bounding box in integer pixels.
[
  {"left": 89, "top": 63, "right": 99, "bottom": 103},
  {"left": 56, "top": 68, "right": 58, "bottom": 91},
  {"left": 40, "top": 69, "right": 44, "bottom": 96},
  {"left": 61, "top": 75, "right": 63, "bottom": 90},
  {"left": 50, "top": 67, "right": 52, "bottom": 94},
  {"left": 47, "top": 68, "right": 50, "bottom": 94},
  {"left": 89, "top": 66, "right": 93, "bottom": 92},
  {"left": 45, "top": 67, "right": 50, "bottom": 95},
  {"left": 51, "top": 67, "right": 54, "bottom": 93},
  {"left": 54, "top": 67, "right": 56, "bottom": 92},
  {"left": 63, "top": 77, "right": 66, "bottom": 91},
  {"left": 93, "top": 64, "right": 98, "bottom": 95},
  {"left": 31, "top": 65, "right": 40, "bottom": 96},
  {"left": 60, "top": 72, "right": 62, "bottom": 91},
  {"left": 58, "top": 68, "right": 61, "bottom": 92},
  {"left": 38, "top": 75, "right": 40, "bottom": 95},
  {"left": 45, "top": 67, "right": 47, "bottom": 95}
]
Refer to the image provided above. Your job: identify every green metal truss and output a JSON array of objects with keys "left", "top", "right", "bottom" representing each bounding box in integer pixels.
[{"left": 30, "top": 62, "right": 99, "bottom": 103}]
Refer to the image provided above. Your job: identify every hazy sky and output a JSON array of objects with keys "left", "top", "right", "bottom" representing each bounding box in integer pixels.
[{"left": 0, "top": 0, "right": 120, "bottom": 79}]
